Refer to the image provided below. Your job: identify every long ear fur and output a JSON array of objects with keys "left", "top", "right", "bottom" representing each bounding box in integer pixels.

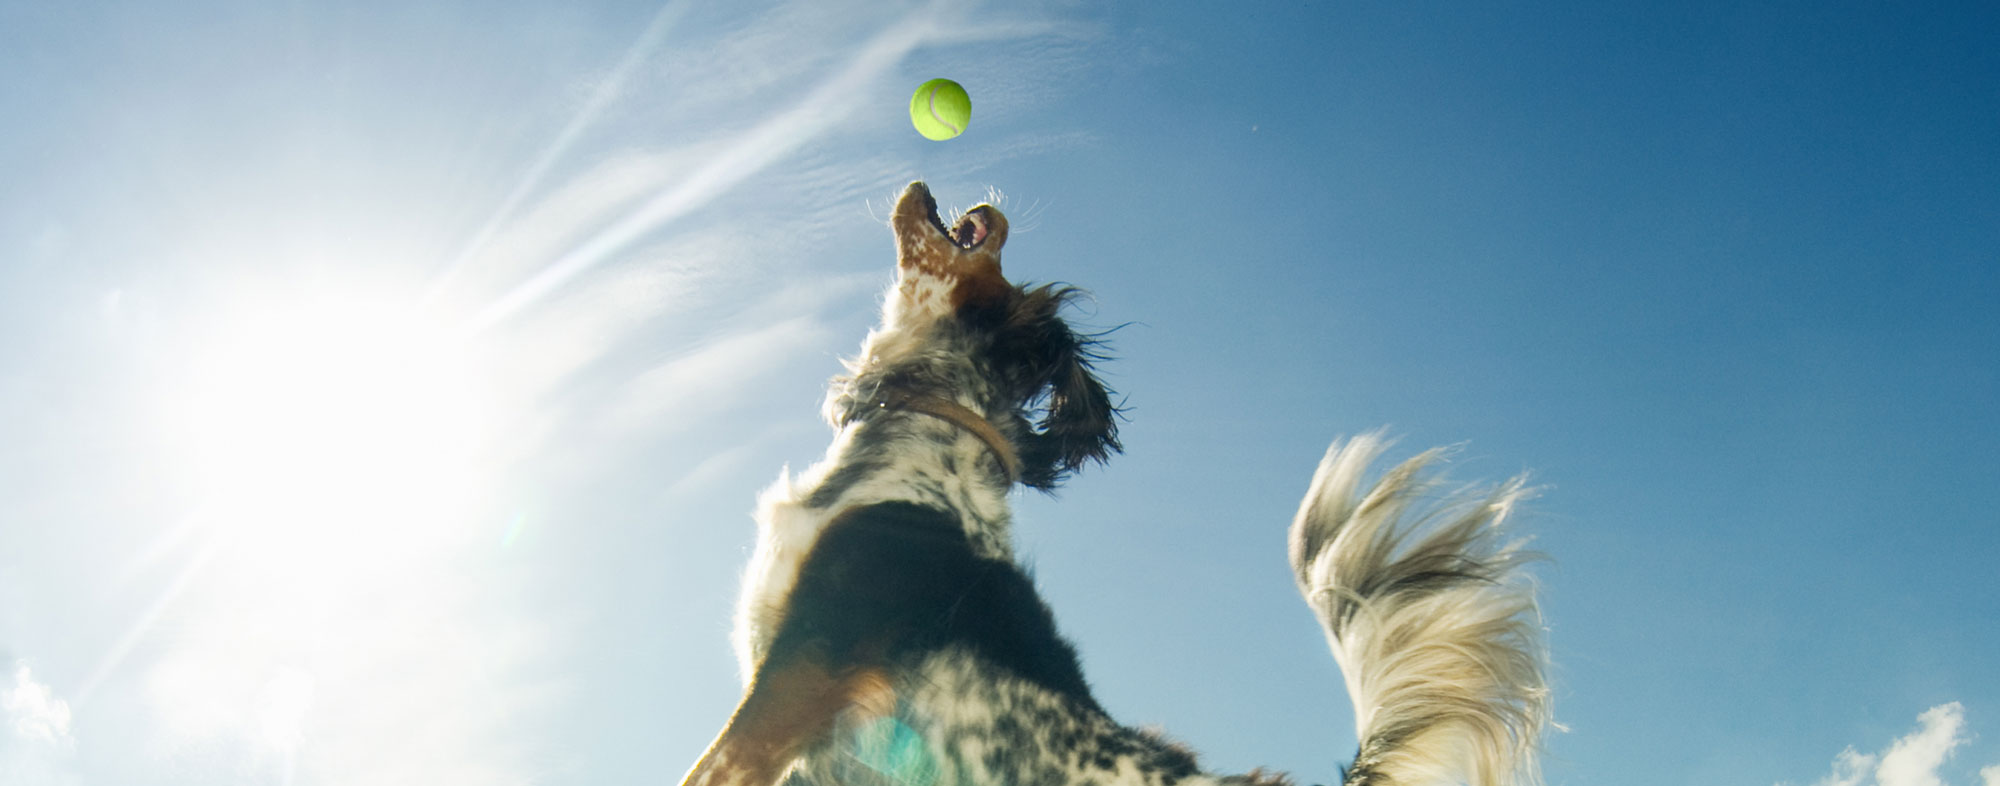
[{"left": 997, "top": 286, "right": 1122, "bottom": 490}]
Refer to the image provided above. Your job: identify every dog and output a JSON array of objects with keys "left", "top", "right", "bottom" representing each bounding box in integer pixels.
[{"left": 677, "top": 182, "right": 1550, "bottom": 786}]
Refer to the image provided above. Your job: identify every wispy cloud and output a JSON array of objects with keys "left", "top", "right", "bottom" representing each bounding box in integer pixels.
[
  {"left": 432, "top": 0, "right": 1115, "bottom": 341},
  {"left": 428, "top": 1, "right": 693, "bottom": 303},
  {"left": 1796, "top": 703, "right": 1997, "bottom": 786},
  {"left": 464, "top": 0, "right": 959, "bottom": 333},
  {"left": 601, "top": 315, "right": 832, "bottom": 435}
]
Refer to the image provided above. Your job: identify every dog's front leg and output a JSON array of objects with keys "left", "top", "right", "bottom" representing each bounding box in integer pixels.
[{"left": 679, "top": 646, "right": 895, "bottom": 786}]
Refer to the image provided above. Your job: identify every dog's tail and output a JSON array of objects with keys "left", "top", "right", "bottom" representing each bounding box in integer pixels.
[{"left": 1287, "top": 433, "right": 1550, "bottom": 786}]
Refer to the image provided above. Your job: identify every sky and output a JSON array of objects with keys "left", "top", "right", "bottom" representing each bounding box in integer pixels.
[{"left": 1, "top": 1, "right": 1996, "bottom": 785}]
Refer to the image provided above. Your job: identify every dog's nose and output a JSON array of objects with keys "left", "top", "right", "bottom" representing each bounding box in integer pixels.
[{"left": 892, "top": 182, "right": 1009, "bottom": 264}]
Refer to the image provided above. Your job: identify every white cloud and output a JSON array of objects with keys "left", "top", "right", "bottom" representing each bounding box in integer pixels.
[
  {"left": 1818, "top": 748, "right": 1880, "bottom": 786},
  {"left": 1798, "top": 703, "right": 1998, "bottom": 786},
  {"left": 2, "top": 663, "right": 72, "bottom": 749},
  {"left": 2, "top": 662, "right": 77, "bottom": 786},
  {"left": 1879, "top": 704, "right": 1970, "bottom": 786}
]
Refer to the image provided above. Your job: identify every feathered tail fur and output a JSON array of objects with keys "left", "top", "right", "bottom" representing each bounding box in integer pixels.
[{"left": 1288, "top": 433, "right": 1551, "bottom": 786}]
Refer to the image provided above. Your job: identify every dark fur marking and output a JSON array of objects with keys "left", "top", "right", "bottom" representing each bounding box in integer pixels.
[
  {"left": 805, "top": 459, "right": 891, "bottom": 508},
  {"left": 770, "top": 501, "right": 1100, "bottom": 709},
  {"left": 908, "top": 474, "right": 951, "bottom": 506}
]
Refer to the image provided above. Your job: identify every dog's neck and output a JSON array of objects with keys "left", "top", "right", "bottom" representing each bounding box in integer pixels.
[
  {"left": 859, "top": 389, "right": 1021, "bottom": 485},
  {"left": 781, "top": 401, "right": 1015, "bottom": 569}
]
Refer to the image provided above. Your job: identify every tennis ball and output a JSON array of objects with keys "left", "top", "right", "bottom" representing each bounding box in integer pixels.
[{"left": 909, "top": 78, "right": 971, "bottom": 141}]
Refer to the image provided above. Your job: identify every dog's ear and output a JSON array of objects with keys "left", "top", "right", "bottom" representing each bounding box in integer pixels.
[
  {"left": 1023, "top": 338, "right": 1120, "bottom": 490},
  {"left": 998, "top": 286, "right": 1123, "bottom": 490}
]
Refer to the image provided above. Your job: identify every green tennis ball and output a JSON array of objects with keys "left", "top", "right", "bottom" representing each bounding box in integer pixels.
[{"left": 909, "top": 78, "right": 971, "bottom": 141}]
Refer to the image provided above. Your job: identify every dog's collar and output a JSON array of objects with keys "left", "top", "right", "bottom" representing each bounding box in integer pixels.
[{"left": 860, "top": 390, "right": 1022, "bottom": 485}]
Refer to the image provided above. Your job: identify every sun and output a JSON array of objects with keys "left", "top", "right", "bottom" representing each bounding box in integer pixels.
[
  {"left": 122, "top": 278, "right": 522, "bottom": 769},
  {"left": 164, "top": 288, "right": 497, "bottom": 578}
]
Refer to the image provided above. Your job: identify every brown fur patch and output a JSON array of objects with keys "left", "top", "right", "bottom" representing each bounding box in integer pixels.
[
  {"left": 946, "top": 257, "right": 1013, "bottom": 312},
  {"left": 889, "top": 183, "right": 1015, "bottom": 319},
  {"left": 679, "top": 656, "right": 895, "bottom": 786}
]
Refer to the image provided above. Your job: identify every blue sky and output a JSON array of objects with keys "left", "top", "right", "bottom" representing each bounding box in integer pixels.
[{"left": 2, "top": 1, "right": 1996, "bottom": 785}]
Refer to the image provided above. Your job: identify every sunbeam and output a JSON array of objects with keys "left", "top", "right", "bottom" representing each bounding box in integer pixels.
[{"left": 74, "top": 540, "right": 218, "bottom": 708}]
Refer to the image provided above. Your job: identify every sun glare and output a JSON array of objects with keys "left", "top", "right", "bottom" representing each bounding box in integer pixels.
[
  {"left": 113, "top": 281, "right": 527, "bottom": 773},
  {"left": 167, "top": 291, "right": 496, "bottom": 577}
]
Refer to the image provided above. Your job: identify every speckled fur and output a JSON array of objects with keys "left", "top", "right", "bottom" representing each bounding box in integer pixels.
[
  {"left": 684, "top": 183, "right": 1549, "bottom": 786},
  {"left": 792, "top": 650, "right": 1210, "bottom": 786}
]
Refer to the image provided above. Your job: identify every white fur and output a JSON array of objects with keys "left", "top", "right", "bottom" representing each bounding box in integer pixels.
[{"left": 1290, "top": 432, "right": 1550, "bottom": 786}]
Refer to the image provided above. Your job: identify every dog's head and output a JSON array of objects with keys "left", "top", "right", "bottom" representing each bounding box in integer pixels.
[{"left": 829, "top": 181, "right": 1120, "bottom": 490}]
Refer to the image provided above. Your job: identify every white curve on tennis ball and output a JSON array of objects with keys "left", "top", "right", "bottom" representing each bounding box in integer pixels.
[{"left": 927, "top": 84, "right": 962, "bottom": 136}]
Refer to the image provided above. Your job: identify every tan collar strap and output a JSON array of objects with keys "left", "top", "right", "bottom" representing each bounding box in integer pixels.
[{"left": 869, "top": 390, "right": 1022, "bottom": 484}]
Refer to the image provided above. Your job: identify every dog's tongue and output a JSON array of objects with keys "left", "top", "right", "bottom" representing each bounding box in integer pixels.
[{"left": 952, "top": 211, "right": 989, "bottom": 248}]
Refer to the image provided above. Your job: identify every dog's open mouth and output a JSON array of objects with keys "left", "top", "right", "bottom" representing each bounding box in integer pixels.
[{"left": 920, "top": 190, "right": 992, "bottom": 250}]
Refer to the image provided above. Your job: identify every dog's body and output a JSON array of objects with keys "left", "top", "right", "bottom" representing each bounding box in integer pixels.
[{"left": 679, "top": 182, "right": 1549, "bottom": 786}]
